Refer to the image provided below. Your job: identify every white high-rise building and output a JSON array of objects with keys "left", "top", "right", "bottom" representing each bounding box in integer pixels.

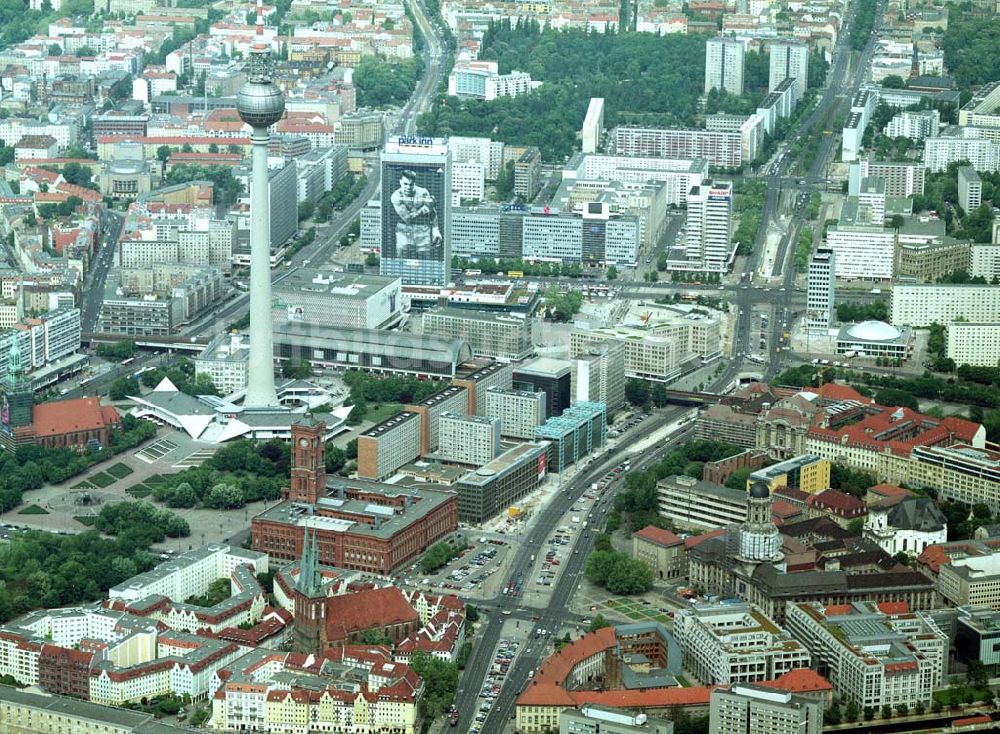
[
  {"left": 683, "top": 182, "right": 734, "bottom": 273},
  {"left": 958, "top": 165, "right": 983, "bottom": 213},
  {"left": 806, "top": 247, "right": 835, "bottom": 331},
  {"left": 705, "top": 38, "right": 745, "bottom": 96},
  {"left": 768, "top": 40, "right": 809, "bottom": 101},
  {"left": 891, "top": 284, "right": 1000, "bottom": 326},
  {"left": 380, "top": 139, "right": 452, "bottom": 286}
]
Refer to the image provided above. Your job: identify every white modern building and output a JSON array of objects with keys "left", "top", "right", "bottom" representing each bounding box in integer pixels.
[
  {"left": 924, "top": 128, "right": 1000, "bottom": 172},
  {"left": 890, "top": 284, "right": 1000, "bottom": 326},
  {"left": 706, "top": 37, "right": 746, "bottom": 96},
  {"left": 447, "top": 136, "right": 505, "bottom": 180},
  {"left": 452, "top": 160, "right": 486, "bottom": 206},
  {"left": 674, "top": 602, "right": 810, "bottom": 685},
  {"left": 437, "top": 412, "right": 501, "bottom": 466},
  {"left": 768, "top": 40, "right": 809, "bottom": 101},
  {"left": 971, "top": 243, "right": 1000, "bottom": 281},
  {"left": 806, "top": 247, "right": 835, "bottom": 331},
  {"left": 677, "top": 182, "right": 734, "bottom": 273},
  {"left": 581, "top": 98, "right": 605, "bottom": 154},
  {"left": 448, "top": 57, "right": 537, "bottom": 100},
  {"left": 273, "top": 270, "right": 402, "bottom": 330},
  {"left": 825, "top": 201, "right": 894, "bottom": 280}
]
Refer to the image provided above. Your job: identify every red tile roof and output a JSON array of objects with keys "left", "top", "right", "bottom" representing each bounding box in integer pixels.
[
  {"left": 324, "top": 587, "right": 419, "bottom": 642},
  {"left": 530, "top": 627, "right": 616, "bottom": 689},
  {"left": 807, "top": 490, "right": 866, "bottom": 518},
  {"left": 684, "top": 528, "right": 726, "bottom": 550},
  {"left": 32, "top": 397, "right": 120, "bottom": 438},
  {"left": 799, "top": 383, "right": 867, "bottom": 402},
  {"left": 823, "top": 604, "right": 852, "bottom": 616},
  {"left": 876, "top": 601, "right": 909, "bottom": 615},
  {"left": 869, "top": 483, "right": 912, "bottom": 498},
  {"left": 758, "top": 668, "right": 833, "bottom": 693},
  {"left": 633, "top": 525, "right": 683, "bottom": 547},
  {"left": 771, "top": 500, "right": 802, "bottom": 519}
]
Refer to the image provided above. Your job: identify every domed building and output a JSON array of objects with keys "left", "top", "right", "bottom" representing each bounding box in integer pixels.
[
  {"left": 737, "top": 479, "right": 784, "bottom": 568},
  {"left": 835, "top": 319, "right": 912, "bottom": 361}
]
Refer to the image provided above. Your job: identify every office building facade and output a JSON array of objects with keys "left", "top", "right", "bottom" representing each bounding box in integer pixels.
[
  {"left": 890, "top": 284, "right": 1000, "bottom": 326},
  {"left": 380, "top": 138, "right": 452, "bottom": 286},
  {"left": 451, "top": 360, "right": 513, "bottom": 416},
  {"left": 405, "top": 385, "right": 469, "bottom": 455},
  {"left": 679, "top": 182, "right": 734, "bottom": 273},
  {"left": 514, "top": 357, "right": 573, "bottom": 419},
  {"left": 455, "top": 442, "right": 549, "bottom": 523},
  {"left": 806, "top": 247, "right": 835, "bottom": 330},
  {"left": 674, "top": 603, "right": 811, "bottom": 685},
  {"left": 422, "top": 308, "right": 533, "bottom": 361},
  {"left": 534, "top": 401, "right": 606, "bottom": 473},
  {"left": 273, "top": 271, "right": 402, "bottom": 330},
  {"left": 570, "top": 341, "right": 626, "bottom": 412},
  {"left": 710, "top": 685, "right": 823, "bottom": 734},
  {"left": 658, "top": 475, "right": 747, "bottom": 530}
]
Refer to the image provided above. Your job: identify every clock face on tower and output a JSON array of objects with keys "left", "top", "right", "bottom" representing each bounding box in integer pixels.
[{"left": 299, "top": 438, "right": 309, "bottom": 448}]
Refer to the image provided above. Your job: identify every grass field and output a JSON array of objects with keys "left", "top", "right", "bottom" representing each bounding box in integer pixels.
[
  {"left": 127, "top": 486, "right": 153, "bottom": 499},
  {"left": 72, "top": 481, "right": 94, "bottom": 490},
  {"left": 88, "top": 472, "right": 116, "bottom": 488},
  {"left": 74, "top": 516, "right": 97, "bottom": 526},
  {"left": 106, "top": 463, "right": 134, "bottom": 480},
  {"left": 363, "top": 403, "right": 405, "bottom": 425},
  {"left": 144, "top": 474, "right": 169, "bottom": 487},
  {"left": 18, "top": 504, "right": 49, "bottom": 515}
]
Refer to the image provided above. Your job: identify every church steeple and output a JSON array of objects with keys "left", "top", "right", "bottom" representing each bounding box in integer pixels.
[{"left": 6, "top": 337, "right": 23, "bottom": 390}]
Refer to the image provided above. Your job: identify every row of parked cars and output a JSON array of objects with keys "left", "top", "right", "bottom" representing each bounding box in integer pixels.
[
  {"left": 468, "top": 638, "right": 520, "bottom": 733},
  {"left": 609, "top": 412, "right": 648, "bottom": 438}
]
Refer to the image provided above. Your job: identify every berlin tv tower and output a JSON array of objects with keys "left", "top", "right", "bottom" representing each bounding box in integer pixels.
[{"left": 236, "top": 0, "right": 283, "bottom": 408}]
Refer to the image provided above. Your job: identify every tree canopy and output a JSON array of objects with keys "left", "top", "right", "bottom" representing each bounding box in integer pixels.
[{"left": 419, "top": 20, "right": 710, "bottom": 159}]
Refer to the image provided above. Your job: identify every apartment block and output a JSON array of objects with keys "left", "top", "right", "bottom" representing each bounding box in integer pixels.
[
  {"left": 485, "top": 387, "right": 546, "bottom": 439},
  {"left": 613, "top": 127, "right": 743, "bottom": 169},
  {"left": 768, "top": 40, "right": 809, "bottom": 101},
  {"left": 958, "top": 165, "right": 983, "bottom": 212},
  {"left": 405, "top": 386, "right": 469, "bottom": 455},
  {"left": 705, "top": 37, "right": 745, "bottom": 96},
  {"left": 437, "top": 412, "right": 501, "bottom": 466},
  {"left": 890, "top": 284, "right": 1000, "bottom": 326},
  {"left": 356, "top": 411, "right": 422, "bottom": 481},
  {"left": 451, "top": 360, "right": 513, "bottom": 416}
]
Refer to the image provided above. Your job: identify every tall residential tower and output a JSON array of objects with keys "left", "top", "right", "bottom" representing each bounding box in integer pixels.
[{"left": 705, "top": 38, "right": 746, "bottom": 96}]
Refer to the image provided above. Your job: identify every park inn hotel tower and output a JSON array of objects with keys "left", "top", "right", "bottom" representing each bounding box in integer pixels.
[{"left": 380, "top": 137, "right": 452, "bottom": 286}]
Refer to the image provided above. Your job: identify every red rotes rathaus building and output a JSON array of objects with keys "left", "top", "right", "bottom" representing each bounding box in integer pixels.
[{"left": 251, "top": 417, "right": 458, "bottom": 575}]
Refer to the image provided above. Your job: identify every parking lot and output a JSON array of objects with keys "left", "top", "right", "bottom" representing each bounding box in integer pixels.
[
  {"left": 608, "top": 411, "right": 649, "bottom": 438},
  {"left": 392, "top": 535, "right": 512, "bottom": 599}
]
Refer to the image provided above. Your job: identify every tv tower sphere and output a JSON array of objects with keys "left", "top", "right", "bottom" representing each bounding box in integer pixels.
[{"left": 236, "top": 32, "right": 284, "bottom": 127}]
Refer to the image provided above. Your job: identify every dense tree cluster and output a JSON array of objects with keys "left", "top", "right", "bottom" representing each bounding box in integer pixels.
[
  {"left": 541, "top": 287, "right": 583, "bottom": 322},
  {"left": 315, "top": 174, "right": 367, "bottom": 222},
  {"left": 151, "top": 439, "right": 289, "bottom": 509},
  {"left": 409, "top": 651, "right": 459, "bottom": 720},
  {"left": 0, "top": 529, "right": 163, "bottom": 623},
  {"left": 607, "top": 440, "right": 741, "bottom": 532},
  {"left": 943, "top": 8, "right": 1000, "bottom": 88},
  {"left": 850, "top": 0, "right": 878, "bottom": 50},
  {"left": 835, "top": 299, "right": 888, "bottom": 323},
  {"left": 342, "top": 370, "right": 443, "bottom": 425},
  {"left": 354, "top": 57, "right": 423, "bottom": 107},
  {"left": 585, "top": 548, "right": 652, "bottom": 594},
  {"left": 419, "top": 20, "right": 709, "bottom": 159},
  {"left": 95, "top": 501, "right": 190, "bottom": 544},
  {"left": 139, "top": 357, "right": 218, "bottom": 397},
  {"left": 165, "top": 165, "right": 244, "bottom": 206},
  {"left": 420, "top": 539, "right": 462, "bottom": 573},
  {"left": 732, "top": 180, "right": 766, "bottom": 256}
]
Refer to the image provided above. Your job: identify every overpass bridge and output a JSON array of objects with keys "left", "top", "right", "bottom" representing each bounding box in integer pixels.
[{"left": 82, "top": 334, "right": 209, "bottom": 353}]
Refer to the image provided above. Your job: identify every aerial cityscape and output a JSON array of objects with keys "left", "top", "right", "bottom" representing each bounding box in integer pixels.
[{"left": 0, "top": 0, "right": 996, "bottom": 731}]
